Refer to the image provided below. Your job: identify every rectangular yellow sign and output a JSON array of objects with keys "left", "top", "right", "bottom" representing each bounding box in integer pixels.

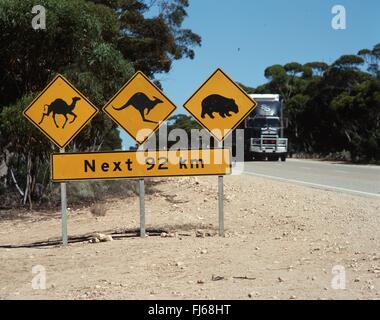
[{"left": 51, "top": 149, "right": 231, "bottom": 181}]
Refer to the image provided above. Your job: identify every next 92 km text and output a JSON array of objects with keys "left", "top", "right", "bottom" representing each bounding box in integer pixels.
[{"left": 51, "top": 149, "right": 231, "bottom": 181}]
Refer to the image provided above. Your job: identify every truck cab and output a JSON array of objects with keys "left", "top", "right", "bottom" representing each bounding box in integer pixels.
[{"left": 245, "top": 94, "right": 288, "bottom": 161}]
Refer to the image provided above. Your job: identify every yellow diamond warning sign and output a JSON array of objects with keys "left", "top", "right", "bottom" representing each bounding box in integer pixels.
[
  {"left": 23, "top": 74, "right": 98, "bottom": 148},
  {"left": 103, "top": 71, "right": 177, "bottom": 145},
  {"left": 183, "top": 68, "right": 257, "bottom": 141}
]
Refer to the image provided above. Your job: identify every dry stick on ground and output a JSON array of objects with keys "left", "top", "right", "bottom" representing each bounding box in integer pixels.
[
  {"left": 0, "top": 223, "right": 214, "bottom": 248},
  {"left": 0, "top": 228, "right": 168, "bottom": 249},
  {"left": 232, "top": 276, "right": 256, "bottom": 280}
]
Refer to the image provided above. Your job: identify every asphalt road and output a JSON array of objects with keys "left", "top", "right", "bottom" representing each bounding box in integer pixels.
[{"left": 241, "top": 159, "right": 380, "bottom": 198}]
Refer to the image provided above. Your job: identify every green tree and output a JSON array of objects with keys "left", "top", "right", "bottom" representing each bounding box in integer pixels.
[
  {"left": 0, "top": 0, "right": 201, "bottom": 207},
  {"left": 241, "top": 46, "right": 380, "bottom": 162}
]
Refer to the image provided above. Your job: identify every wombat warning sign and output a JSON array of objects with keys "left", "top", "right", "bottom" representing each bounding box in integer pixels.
[{"left": 183, "top": 68, "right": 257, "bottom": 141}]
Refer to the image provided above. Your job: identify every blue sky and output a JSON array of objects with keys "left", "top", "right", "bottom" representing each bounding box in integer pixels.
[{"left": 121, "top": 0, "right": 380, "bottom": 149}]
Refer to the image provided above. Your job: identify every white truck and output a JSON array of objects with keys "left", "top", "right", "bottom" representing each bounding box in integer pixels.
[{"left": 243, "top": 94, "right": 288, "bottom": 161}]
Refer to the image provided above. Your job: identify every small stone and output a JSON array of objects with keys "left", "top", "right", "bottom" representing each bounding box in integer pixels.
[
  {"left": 175, "top": 262, "right": 183, "bottom": 267},
  {"left": 91, "top": 233, "right": 113, "bottom": 242},
  {"left": 354, "top": 278, "right": 360, "bottom": 282},
  {"left": 197, "top": 280, "right": 204, "bottom": 284},
  {"left": 103, "top": 235, "right": 113, "bottom": 242},
  {"left": 201, "top": 249, "right": 208, "bottom": 254},
  {"left": 289, "top": 295, "right": 296, "bottom": 300},
  {"left": 211, "top": 275, "right": 224, "bottom": 281},
  {"left": 278, "top": 277, "right": 285, "bottom": 283},
  {"left": 196, "top": 230, "right": 205, "bottom": 238},
  {"left": 160, "top": 232, "right": 168, "bottom": 238}
]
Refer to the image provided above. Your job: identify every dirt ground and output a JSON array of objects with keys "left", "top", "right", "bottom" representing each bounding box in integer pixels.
[{"left": 0, "top": 174, "right": 379, "bottom": 300}]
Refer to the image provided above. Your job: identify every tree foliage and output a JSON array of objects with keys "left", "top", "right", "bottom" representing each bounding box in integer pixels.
[
  {"left": 0, "top": 0, "right": 200, "bottom": 207},
  {"left": 246, "top": 43, "right": 380, "bottom": 162}
]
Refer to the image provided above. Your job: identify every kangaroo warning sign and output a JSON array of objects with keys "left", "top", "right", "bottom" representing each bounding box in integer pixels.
[
  {"left": 51, "top": 149, "right": 231, "bottom": 181},
  {"left": 183, "top": 68, "right": 257, "bottom": 141},
  {"left": 23, "top": 74, "right": 98, "bottom": 148},
  {"left": 103, "top": 71, "right": 177, "bottom": 145}
]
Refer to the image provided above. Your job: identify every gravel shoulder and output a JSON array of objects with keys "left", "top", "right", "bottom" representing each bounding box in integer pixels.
[{"left": 0, "top": 175, "right": 379, "bottom": 300}]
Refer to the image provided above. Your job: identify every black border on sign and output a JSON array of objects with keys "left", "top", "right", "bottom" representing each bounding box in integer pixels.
[
  {"left": 183, "top": 67, "right": 257, "bottom": 142},
  {"left": 50, "top": 148, "right": 232, "bottom": 182},
  {"left": 22, "top": 74, "right": 99, "bottom": 149},
  {"left": 102, "top": 71, "right": 177, "bottom": 146}
]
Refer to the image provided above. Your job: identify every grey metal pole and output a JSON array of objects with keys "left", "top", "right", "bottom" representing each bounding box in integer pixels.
[
  {"left": 60, "top": 148, "right": 68, "bottom": 246},
  {"left": 139, "top": 179, "right": 145, "bottom": 237},
  {"left": 218, "top": 175, "right": 224, "bottom": 237}
]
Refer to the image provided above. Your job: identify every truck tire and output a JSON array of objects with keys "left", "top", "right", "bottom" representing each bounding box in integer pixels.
[
  {"left": 268, "top": 155, "right": 279, "bottom": 161},
  {"left": 281, "top": 155, "right": 287, "bottom": 162},
  {"left": 244, "top": 152, "right": 253, "bottom": 162}
]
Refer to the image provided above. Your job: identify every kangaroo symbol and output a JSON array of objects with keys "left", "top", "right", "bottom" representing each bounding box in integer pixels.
[
  {"left": 39, "top": 97, "right": 81, "bottom": 128},
  {"left": 112, "top": 92, "right": 163, "bottom": 124}
]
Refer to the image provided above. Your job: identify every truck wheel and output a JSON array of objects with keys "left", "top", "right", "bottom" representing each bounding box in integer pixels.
[
  {"left": 244, "top": 152, "right": 253, "bottom": 162},
  {"left": 281, "top": 155, "right": 287, "bottom": 162}
]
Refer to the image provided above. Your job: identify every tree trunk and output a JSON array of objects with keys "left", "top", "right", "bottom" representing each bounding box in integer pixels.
[{"left": 23, "top": 151, "right": 33, "bottom": 210}]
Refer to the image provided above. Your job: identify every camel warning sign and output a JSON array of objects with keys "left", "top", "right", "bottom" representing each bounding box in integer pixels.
[
  {"left": 23, "top": 74, "right": 98, "bottom": 148},
  {"left": 183, "top": 68, "right": 257, "bottom": 141},
  {"left": 103, "top": 71, "right": 177, "bottom": 145},
  {"left": 51, "top": 148, "right": 231, "bottom": 181}
]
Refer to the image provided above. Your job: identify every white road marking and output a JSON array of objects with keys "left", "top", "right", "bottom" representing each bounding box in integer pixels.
[
  {"left": 242, "top": 170, "right": 380, "bottom": 198},
  {"left": 287, "top": 159, "right": 380, "bottom": 170}
]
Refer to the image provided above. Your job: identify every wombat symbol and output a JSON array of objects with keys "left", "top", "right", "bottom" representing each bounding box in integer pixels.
[
  {"left": 113, "top": 92, "right": 163, "bottom": 124},
  {"left": 201, "top": 94, "right": 239, "bottom": 119}
]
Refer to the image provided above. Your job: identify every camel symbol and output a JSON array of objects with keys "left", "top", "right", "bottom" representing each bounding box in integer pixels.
[
  {"left": 112, "top": 92, "right": 163, "bottom": 124},
  {"left": 39, "top": 97, "right": 80, "bottom": 129}
]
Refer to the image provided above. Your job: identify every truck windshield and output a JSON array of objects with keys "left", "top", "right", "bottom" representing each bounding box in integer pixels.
[{"left": 249, "top": 118, "right": 281, "bottom": 128}]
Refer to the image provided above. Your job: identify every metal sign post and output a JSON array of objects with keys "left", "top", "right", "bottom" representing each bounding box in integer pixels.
[
  {"left": 218, "top": 175, "right": 224, "bottom": 237},
  {"left": 60, "top": 147, "right": 68, "bottom": 246},
  {"left": 139, "top": 178, "right": 145, "bottom": 237}
]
